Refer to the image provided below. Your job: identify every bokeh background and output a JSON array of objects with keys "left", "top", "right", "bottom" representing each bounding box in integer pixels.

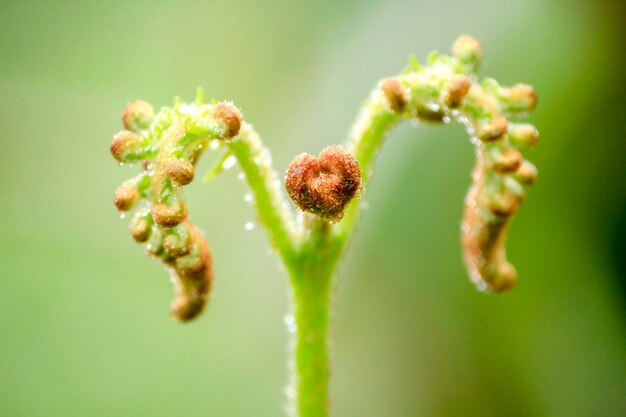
[{"left": 1, "top": 0, "right": 625, "bottom": 416}]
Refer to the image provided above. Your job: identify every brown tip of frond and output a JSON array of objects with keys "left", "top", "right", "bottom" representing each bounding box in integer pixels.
[
  {"left": 444, "top": 74, "right": 472, "bottom": 108},
  {"left": 508, "top": 124, "right": 539, "bottom": 149},
  {"left": 152, "top": 203, "right": 187, "bottom": 227},
  {"left": 380, "top": 77, "right": 408, "bottom": 113},
  {"left": 488, "top": 146, "right": 523, "bottom": 174},
  {"left": 114, "top": 183, "right": 140, "bottom": 212},
  {"left": 171, "top": 224, "right": 213, "bottom": 322},
  {"left": 212, "top": 102, "right": 242, "bottom": 139},
  {"left": 515, "top": 160, "right": 538, "bottom": 186},
  {"left": 163, "top": 158, "right": 195, "bottom": 186},
  {"left": 129, "top": 213, "right": 151, "bottom": 243},
  {"left": 478, "top": 115, "right": 508, "bottom": 142},
  {"left": 491, "top": 263, "right": 517, "bottom": 293},
  {"left": 122, "top": 100, "right": 155, "bottom": 132},
  {"left": 452, "top": 35, "right": 483, "bottom": 71},
  {"left": 505, "top": 84, "right": 538, "bottom": 113},
  {"left": 110, "top": 131, "right": 141, "bottom": 162}
]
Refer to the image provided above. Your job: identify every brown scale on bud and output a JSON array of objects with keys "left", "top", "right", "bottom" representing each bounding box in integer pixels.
[
  {"left": 114, "top": 182, "right": 140, "bottom": 212},
  {"left": 163, "top": 158, "right": 195, "bottom": 186},
  {"left": 110, "top": 131, "right": 141, "bottom": 163},
  {"left": 152, "top": 203, "right": 187, "bottom": 227},
  {"left": 122, "top": 100, "right": 155, "bottom": 132},
  {"left": 285, "top": 146, "right": 361, "bottom": 221},
  {"left": 478, "top": 114, "right": 508, "bottom": 142},
  {"left": 502, "top": 84, "right": 538, "bottom": 114},
  {"left": 380, "top": 77, "right": 408, "bottom": 113},
  {"left": 452, "top": 35, "right": 483, "bottom": 72},
  {"left": 212, "top": 102, "right": 242, "bottom": 139},
  {"left": 443, "top": 74, "right": 472, "bottom": 108}
]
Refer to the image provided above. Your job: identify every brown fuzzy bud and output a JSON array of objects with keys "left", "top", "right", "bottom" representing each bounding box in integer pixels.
[
  {"left": 110, "top": 131, "right": 141, "bottom": 163},
  {"left": 114, "top": 183, "right": 140, "bottom": 212},
  {"left": 478, "top": 115, "right": 508, "bottom": 142},
  {"left": 491, "top": 263, "right": 517, "bottom": 293},
  {"left": 129, "top": 213, "right": 151, "bottom": 243},
  {"left": 443, "top": 74, "right": 472, "bottom": 108},
  {"left": 285, "top": 146, "right": 361, "bottom": 221},
  {"left": 502, "top": 84, "right": 538, "bottom": 113},
  {"left": 508, "top": 123, "right": 538, "bottom": 149},
  {"left": 122, "top": 100, "right": 154, "bottom": 132},
  {"left": 152, "top": 203, "right": 187, "bottom": 227},
  {"left": 163, "top": 226, "right": 191, "bottom": 258},
  {"left": 515, "top": 160, "right": 538, "bottom": 186},
  {"left": 452, "top": 35, "right": 483, "bottom": 72},
  {"left": 175, "top": 246, "right": 205, "bottom": 274},
  {"left": 487, "top": 145, "right": 523, "bottom": 173},
  {"left": 380, "top": 77, "right": 408, "bottom": 113},
  {"left": 487, "top": 191, "right": 519, "bottom": 217},
  {"left": 163, "top": 158, "right": 195, "bottom": 186},
  {"left": 211, "top": 102, "right": 242, "bottom": 139}
]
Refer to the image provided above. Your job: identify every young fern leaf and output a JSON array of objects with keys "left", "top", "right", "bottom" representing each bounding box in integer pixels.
[
  {"left": 108, "top": 34, "right": 538, "bottom": 417},
  {"left": 336, "top": 35, "right": 539, "bottom": 293},
  {"left": 110, "top": 99, "right": 242, "bottom": 321}
]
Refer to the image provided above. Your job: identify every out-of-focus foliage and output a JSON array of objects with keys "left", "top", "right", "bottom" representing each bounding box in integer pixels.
[{"left": 0, "top": 1, "right": 624, "bottom": 416}]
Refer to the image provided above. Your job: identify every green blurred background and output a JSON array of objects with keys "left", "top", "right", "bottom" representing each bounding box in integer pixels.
[{"left": 1, "top": 0, "right": 625, "bottom": 416}]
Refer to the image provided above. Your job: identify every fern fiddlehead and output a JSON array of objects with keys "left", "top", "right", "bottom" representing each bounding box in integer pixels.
[{"left": 108, "top": 35, "right": 538, "bottom": 417}]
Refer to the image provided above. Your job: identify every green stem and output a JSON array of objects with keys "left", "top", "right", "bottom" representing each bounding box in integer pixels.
[
  {"left": 227, "top": 123, "right": 299, "bottom": 267},
  {"left": 331, "top": 90, "right": 402, "bottom": 251},
  {"left": 288, "top": 220, "right": 337, "bottom": 417},
  {"left": 289, "top": 267, "right": 333, "bottom": 417}
]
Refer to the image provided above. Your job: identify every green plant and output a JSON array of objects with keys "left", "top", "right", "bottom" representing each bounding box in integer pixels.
[{"left": 109, "top": 35, "right": 538, "bottom": 417}]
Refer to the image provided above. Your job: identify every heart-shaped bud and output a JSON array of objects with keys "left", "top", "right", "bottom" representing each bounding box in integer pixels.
[{"left": 285, "top": 146, "right": 361, "bottom": 221}]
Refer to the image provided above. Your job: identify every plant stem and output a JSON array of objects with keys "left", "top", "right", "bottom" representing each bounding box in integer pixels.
[
  {"left": 288, "top": 263, "right": 333, "bottom": 417},
  {"left": 332, "top": 90, "right": 401, "bottom": 251},
  {"left": 288, "top": 216, "right": 338, "bottom": 417},
  {"left": 227, "top": 123, "right": 299, "bottom": 267}
]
